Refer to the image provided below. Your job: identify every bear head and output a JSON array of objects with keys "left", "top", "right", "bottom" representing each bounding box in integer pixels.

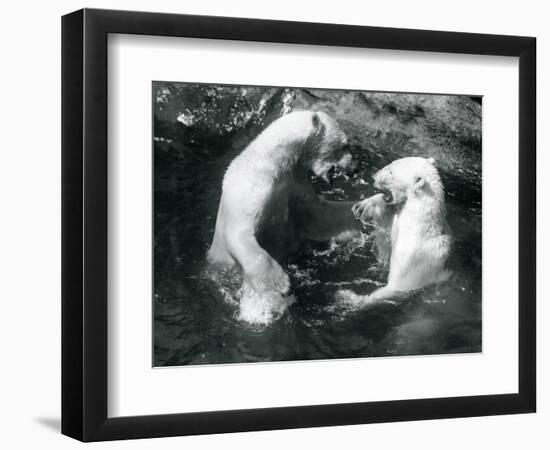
[
  {"left": 305, "top": 111, "right": 353, "bottom": 183},
  {"left": 372, "top": 156, "right": 443, "bottom": 204}
]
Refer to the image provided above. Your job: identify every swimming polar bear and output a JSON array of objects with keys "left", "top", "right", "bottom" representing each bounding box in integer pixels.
[
  {"left": 208, "top": 111, "right": 360, "bottom": 324},
  {"left": 339, "top": 156, "right": 452, "bottom": 305}
]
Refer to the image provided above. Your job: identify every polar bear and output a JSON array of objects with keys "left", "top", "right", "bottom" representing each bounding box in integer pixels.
[
  {"left": 339, "top": 156, "right": 452, "bottom": 305},
  {"left": 207, "top": 111, "right": 360, "bottom": 323}
]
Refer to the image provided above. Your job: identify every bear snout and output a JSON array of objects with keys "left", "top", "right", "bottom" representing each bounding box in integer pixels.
[{"left": 372, "top": 171, "right": 384, "bottom": 188}]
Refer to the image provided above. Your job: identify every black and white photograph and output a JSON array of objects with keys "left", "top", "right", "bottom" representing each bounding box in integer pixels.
[{"left": 153, "top": 82, "right": 482, "bottom": 367}]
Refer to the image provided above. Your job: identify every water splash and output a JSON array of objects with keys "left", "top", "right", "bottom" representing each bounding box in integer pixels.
[
  {"left": 311, "top": 232, "right": 371, "bottom": 262},
  {"left": 202, "top": 264, "right": 296, "bottom": 326},
  {"left": 237, "top": 283, "right": 295, "bottom": 325}
]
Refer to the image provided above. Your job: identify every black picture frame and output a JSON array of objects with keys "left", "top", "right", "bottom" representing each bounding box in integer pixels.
[{"left": 62, "top": 8, "right": 536, "bottom": 442}]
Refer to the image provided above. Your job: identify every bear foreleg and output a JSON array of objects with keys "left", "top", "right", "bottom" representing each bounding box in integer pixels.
[
  {"left": 352, "top": 193, "right": 394, "bottom": 266},
  {"left": 226, "top": 227, "right": 290, "bottom": 295}
]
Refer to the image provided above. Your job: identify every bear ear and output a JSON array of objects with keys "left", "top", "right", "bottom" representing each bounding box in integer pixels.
[
  {"left": 312, "top": 113, "right": 324, "bottom": 136},
  {"left": 414, "top": 175, "right": 425, "bottom": 192},
  {"left": 427, "top": 157, "right": 436, "bottom": 165}
]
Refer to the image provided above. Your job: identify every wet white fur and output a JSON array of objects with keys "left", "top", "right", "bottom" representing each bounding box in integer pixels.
[
  {"left": 341, "top": 157, "right": 452, "bottom": 305},
  {"left": 208, "top": 111, "right": 355, "bottom": 324}
]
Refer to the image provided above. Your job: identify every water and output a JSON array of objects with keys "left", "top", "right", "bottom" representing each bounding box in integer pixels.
[{"left": 153, "top": 85, "right": 482, "bottom": 367}]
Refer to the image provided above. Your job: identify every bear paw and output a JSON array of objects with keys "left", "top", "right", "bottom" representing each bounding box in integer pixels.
[
  {"left": 352, "top": 193, "right": 387, "bottom": 223},
  {"left": 246, "top": 260, "right": 290, "bottom": 296},
  {"left": 261, "top": 263, "right": 291, "bottom": 295}
]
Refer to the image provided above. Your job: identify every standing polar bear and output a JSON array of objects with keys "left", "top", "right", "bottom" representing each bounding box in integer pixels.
[
  {"left": 340, "top": 156, "right": 452, "bottom": 305},
  {"left": 208, "top": 111, "right": 360, "bottom": 324}
]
